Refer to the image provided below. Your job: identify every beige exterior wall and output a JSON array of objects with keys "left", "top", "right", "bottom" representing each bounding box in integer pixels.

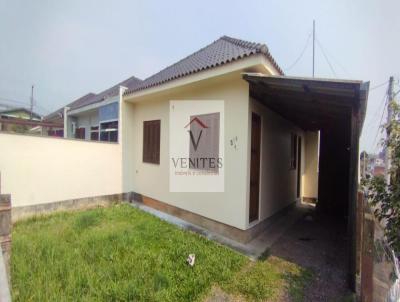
[
  {"left": 0, "top": 133, "right": 122, "bottom": 207},
  {"left": 303, "top": 131, "right": 319, "bottom": 199},
  {"left": 122, "top": 73, "right": 251, "bottom": 230},
  {"left": 249, "top": 97, "right": 304, "bottom": 222}
]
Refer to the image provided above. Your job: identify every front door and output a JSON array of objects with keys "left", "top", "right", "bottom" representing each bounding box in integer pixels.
[{"left": 249, "top": 113, "right": 261, "bottom": 223}]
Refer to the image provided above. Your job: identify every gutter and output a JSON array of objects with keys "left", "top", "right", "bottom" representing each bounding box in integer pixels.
[{"left": 67, "top": 96, "right": 118, "bottom": 116}]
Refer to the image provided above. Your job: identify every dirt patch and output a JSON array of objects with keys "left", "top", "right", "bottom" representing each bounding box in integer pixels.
[{"left": 204, "top": 286, "right": 246, "bottom": 302}]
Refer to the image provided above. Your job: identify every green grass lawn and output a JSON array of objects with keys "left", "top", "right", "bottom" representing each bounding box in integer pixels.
[{"left": 12, "top": 204, "right": 312, "bottom": 302}]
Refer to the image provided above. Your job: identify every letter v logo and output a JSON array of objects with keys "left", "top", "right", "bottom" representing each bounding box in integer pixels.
[{"left": 188, "top": 130, "right": 203, "bottom": 151}]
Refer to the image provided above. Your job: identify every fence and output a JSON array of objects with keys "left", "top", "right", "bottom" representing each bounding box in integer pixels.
[
  {"left": 357, "top": 192, "right": 400, "bottom": 302},
  {"left": 0, "top": 117, "right": 63, "bottom": 137},
  {"left": 0, "top": 132, "right": 123, "bottom": 209}
]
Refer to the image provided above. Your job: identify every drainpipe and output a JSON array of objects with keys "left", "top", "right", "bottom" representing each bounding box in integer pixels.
[{"left": 118, "top": 85, "right": 128, "bottom": 144}]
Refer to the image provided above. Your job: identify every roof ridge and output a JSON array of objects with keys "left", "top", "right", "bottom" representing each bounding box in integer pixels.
[
  {"left": 220, "top": 35, "right": 268, "bottom": 52},
  {"left": 141, "top": 37, "right": 224, "bottom": 83},
  {"left": 44, "top": 92, "right": 96, "bottom": 120},
  {"left": 67, "top": 92, "right": 96, "bottom": 106},
  {"left": 97, "top": 75, "right": 142, "bottom": 95},
  {"left": 220, "top": 36, "right": 284, "bottom": 75}
]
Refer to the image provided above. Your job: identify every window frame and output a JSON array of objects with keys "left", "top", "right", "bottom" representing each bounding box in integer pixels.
[
  {"left": 90, "top": 125, "right": 99, "bottom": 141},
  {"left": 99, "top": 119, "right": 118, "bottom": 142}
]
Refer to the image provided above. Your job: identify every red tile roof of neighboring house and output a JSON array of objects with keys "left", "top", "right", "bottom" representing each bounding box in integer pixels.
[{"left": 124, "top": 35, "right": 283, "bottom": 95}]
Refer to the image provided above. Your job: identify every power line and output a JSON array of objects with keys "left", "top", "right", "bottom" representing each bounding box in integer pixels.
[
  {"left": 370, "top": 81, "right": 389, "bottom": 91},
  {"left": 315, "top": 39, "right": 351, "bottom": 78},
  {"left": 312, "top": 20, "right": 315, "bottom": 77},
  {"left": 0, "top": 97, "right": 30, "bottom": 106},
  {"left": 284, "top": 32, "right": 312, "bottom": 72},
  {"left": 364, "top": 90, "right": 388, "bottom": 134},
  {"left": 372, "top": 95, "right": 388, "bottom": 151},
  {"left": 315, "top": 38, "right": 337, "bottom": 77},
  {"left": 0, "top": 96, "right": 50, "bottom": 113}
]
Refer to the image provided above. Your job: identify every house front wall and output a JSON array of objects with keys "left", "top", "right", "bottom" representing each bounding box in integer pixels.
[
  {"left": 122, "top": 73, "right": 251, "bottom": 230},
  {"left": 249, "top": 97, "right": 305, "bottom": 222}
]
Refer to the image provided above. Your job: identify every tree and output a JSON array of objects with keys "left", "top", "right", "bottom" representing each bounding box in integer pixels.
[{"left": 363, "top": 99, "right": 400, "bottom": 255}]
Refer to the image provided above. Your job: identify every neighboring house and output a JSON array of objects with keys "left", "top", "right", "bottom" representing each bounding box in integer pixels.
[
  {"left": 0, "top": 107, "right": 42, "bottom": 133},
  {"left": 373, "top": 165, "right": 385, "bottom": 177},
  {"left": 362, "top": 152, "right": 386, "bottom": 177},
  {"left": 44, "top": 76, "right": 142, "bottom": 141},
  {"left": 44, "top": 93, "right": 97, "bottom": 137}
]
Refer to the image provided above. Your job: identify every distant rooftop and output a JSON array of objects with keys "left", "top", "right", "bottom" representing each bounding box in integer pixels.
[
  {"left": 45, "top": 76, "right": 142, "bottom": 120},
  {"left": 0, "top": 107, "right": 42, "bottom": 120},
  {"left": 71, "top": 76, "right": 142, "bottom": 110},
  {"left": 44, "top": 93, "right": 96, "bottom": 121}
]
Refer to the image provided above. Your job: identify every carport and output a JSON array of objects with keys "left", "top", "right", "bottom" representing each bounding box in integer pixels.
[{"left": 243, "top": 73, "right": 369, "bottom": 289}]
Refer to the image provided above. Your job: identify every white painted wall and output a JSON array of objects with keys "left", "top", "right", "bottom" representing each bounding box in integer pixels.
[
  {"left": 0, "top": 133, "right": 122, "bottom": 207},
  {"left": 249, "top": 97, "right": 304, "bottom": 221},
  {"left": 122, "top": 73, "right": 251, "bottom": 230}
]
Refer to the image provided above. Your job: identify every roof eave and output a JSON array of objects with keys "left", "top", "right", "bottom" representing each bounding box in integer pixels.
[{"left": 124, "top": 54, "right": 272, "bottom": 101}]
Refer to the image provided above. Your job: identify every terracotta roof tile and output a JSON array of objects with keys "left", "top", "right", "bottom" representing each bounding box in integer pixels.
[{"left": 124, "top": 36, "right": 283, "bottom": 95}]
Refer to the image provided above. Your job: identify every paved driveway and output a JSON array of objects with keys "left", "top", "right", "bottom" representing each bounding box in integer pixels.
[{"left": 269, "top": 210, "right": 352, "bottom": 301}]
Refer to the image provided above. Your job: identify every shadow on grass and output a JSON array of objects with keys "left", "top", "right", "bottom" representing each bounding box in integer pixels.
[
  {"left": 244, "top": 248, "right": 314, "bottom": 302},
  {"left": 282, "top": 265, "right": 313, "bottom": 302}
]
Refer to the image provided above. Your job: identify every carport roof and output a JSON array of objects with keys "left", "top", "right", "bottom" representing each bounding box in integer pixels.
[{"left": 243, "top": 73, "right": 369, "bottom": 132}]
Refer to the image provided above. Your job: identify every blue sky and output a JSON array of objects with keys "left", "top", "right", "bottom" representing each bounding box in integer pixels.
[{"left": 1, "top": 0, "right": 399, "bottom": 152}]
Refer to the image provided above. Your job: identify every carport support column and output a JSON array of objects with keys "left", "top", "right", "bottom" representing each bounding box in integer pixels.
[{"left": 348, "top": 106, "right": 360, "bottom": 291}]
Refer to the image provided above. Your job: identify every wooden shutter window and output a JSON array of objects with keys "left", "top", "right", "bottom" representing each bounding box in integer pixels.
[{"left": 143, "top": 120, "right": 161, "bottom": 164}]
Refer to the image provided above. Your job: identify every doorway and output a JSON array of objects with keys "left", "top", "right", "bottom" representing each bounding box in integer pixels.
[
  {"left": 249, "top": 112, "right": 261, "bottom": 223},
  {"left": 297, "top": 136, "right": 302, "bottom": 199}
]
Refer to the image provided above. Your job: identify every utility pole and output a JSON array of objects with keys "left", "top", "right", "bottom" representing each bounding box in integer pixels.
[
  {"left": 385, "top": 76, "right": 394, "bottom": 183},
  {"left": 312, "top": 20, "right": 315, "bottom": 77},
  {"left": 362, "top": 152, "right": 367, "bottom": 179},
  {"left": 30, "top": 85, "right": 34, "bottom": 120}
]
